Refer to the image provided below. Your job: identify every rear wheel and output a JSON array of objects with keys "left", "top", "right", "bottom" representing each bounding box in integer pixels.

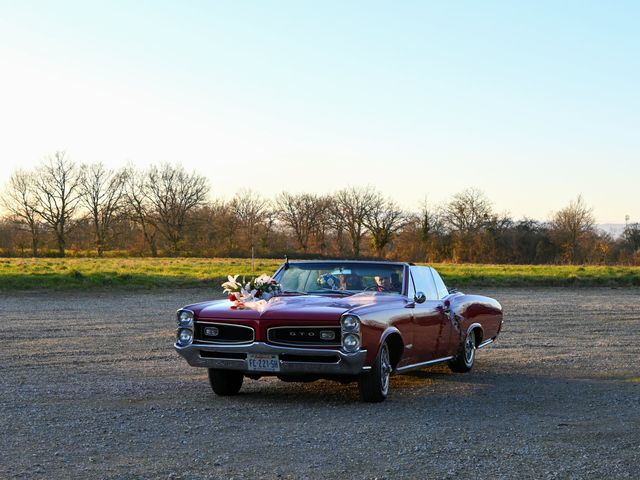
[
  {"left": 358, "top": 342, "right": 392, "bottom": 403},
  {"left": 208, "top": 368, "right": 244, "bottom": 395},
  {"left": 449, "top": 330, "right": 476, "bottom": 373}
]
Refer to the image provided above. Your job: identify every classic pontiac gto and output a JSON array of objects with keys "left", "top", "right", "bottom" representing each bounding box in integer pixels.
[{"left": 175, "top": 260, "right": 503, "bottom": 402}]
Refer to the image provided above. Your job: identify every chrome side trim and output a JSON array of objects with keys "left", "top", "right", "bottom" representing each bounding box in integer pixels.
[
  {"left": 267, "top": 325, "right": 341, "bottom": 347},
  {"left": 395, "top": 356, "right": 454, "bottom": 373},
  {"left": 478, "top": 338, "right": 494, "bottom": 349},
  {"left": 194, "top": 321, "right": 255, "bottom": 345}
]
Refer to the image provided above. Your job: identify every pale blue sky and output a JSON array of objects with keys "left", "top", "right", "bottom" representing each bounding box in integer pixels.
[{"left": 0, "top": 1, "right": 638, "bottom": 222}]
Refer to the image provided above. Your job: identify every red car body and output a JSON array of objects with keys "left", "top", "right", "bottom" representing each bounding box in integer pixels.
[{"left": 175, "top": 260, "right": 503, "bottom": 402}]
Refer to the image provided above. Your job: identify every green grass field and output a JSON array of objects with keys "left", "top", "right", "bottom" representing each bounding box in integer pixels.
[{"left": 0, "top": 257, "right": 638, "bottom": 290}]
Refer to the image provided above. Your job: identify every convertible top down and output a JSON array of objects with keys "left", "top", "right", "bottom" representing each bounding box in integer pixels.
[{"left": 175, "top": 260, "right": 503, "bottom": 402}]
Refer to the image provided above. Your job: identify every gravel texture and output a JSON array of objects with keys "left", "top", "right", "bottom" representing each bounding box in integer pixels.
[{"left": 1, "top": 287, "right": 639, "bottom": 479}]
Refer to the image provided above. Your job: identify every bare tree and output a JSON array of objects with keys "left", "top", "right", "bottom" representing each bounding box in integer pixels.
[
  {"left": 327, "top": 200, "right": 348, "bottom": 256},
  {"left": 5, "top": 155, "right": 637, "bottom": 265},
  {"left": 276, "top": 192, "right": 328, "bottom": 253},
  {"left": 444, "top": 188, "right": 493, "bottom": 233},
  {"left": 209, "top": 200, "right": 241, "bottom": 253},
  {"left": 550, "top": 195, "right": 595, "bottom": 263},
  {"left": 230, "top": 189, "right": 270, "bottom": 253},
  {"left": 32, "top": 151, "right": 82, "bottom": 257},
  {"left": 79, "top": 163, "right": 128, "bottom": 256},
  {"left": 364, "top": 197, "right": 406, "bottom": 257},
  {"left": 145, "top": 164, "right": 210, "bottom": 255},
  {"left": 418, "top": 198, "right": 445, "bottom": 244},
  {"left": 124, "top": 168, "right": 159, "bottom": 256},
  {"left": 1, "top": 170, "right": 41, "bottom": 256},
  {"left": 311, "top": 196, "right": 333, "bottom": 255},
  {"left": 259, "top": 208, "right": 278, "bottom": 251},
  {"left": 332, "top": 186, "right": 378, "bottom": 257},
  {"left": 623, "top": 223, "right": 640, "bottom": 253}
]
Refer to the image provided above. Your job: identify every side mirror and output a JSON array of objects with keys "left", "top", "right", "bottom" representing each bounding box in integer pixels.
[
  {"left": 448, "top": 287, "right": 458, "bottom": 294},
  {"left": 414, "top": 291, "right": 426, "bottom": 304}
]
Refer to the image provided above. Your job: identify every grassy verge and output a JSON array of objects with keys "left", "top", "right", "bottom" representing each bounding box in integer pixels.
[
  {"left": 436, "top": 263, "right": 640, "bottom": 287},
  {"left": 0, "top": 258, "right": 282, "bottom": 290},
  {"left": 0, "top": 257, "right": 638, "bottom": 291}
]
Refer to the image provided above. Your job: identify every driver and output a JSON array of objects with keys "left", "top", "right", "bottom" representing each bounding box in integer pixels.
[{"left": 374, "top": 275, "right": 393, "bottom": 292}]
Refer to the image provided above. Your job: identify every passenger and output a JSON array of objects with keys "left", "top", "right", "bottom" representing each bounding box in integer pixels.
[{"left": 339, "top": 273, "right": 363, "bottom": 290}]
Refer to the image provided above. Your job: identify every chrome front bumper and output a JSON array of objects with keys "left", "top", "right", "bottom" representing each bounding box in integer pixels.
[{"left": 175, "top": 341, "right": 368, "bottom": 375}]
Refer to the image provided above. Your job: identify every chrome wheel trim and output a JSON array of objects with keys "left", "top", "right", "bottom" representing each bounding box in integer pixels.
[
  {"left": 464, "top": 332, "right": 476, "bottom": 366},
  {"left": 380, "top": 344, "right": 391, "bottom": 396}
]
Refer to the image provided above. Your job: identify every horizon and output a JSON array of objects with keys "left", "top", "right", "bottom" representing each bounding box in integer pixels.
[{"left": 1, "top": 1, "right": 638, "bottom": 223}]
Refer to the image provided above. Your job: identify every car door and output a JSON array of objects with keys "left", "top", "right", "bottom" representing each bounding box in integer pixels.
[
  {"left": 429, "top": 267, "right": 457, "bottom": 357},
  {"left": 409, "top": 266, "right": 450, "bottom": 361}
]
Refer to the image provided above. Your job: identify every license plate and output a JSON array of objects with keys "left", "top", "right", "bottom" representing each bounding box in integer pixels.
[{"left": 247, "top": 353, "right": 280, "bottom": 372}]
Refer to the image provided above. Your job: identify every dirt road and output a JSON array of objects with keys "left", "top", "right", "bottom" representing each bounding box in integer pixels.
[{"left": 1, "top": 287, "right": 638, "bottom": 479}]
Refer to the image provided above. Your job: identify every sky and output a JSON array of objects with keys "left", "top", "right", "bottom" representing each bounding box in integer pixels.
[{"left": 0, "top": 1, "right": 638, "bottom": 223}]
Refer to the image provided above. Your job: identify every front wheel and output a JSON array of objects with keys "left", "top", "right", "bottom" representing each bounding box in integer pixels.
[
  {"left": 208, "top": 368, "right": 244, "bottom": 396},
  {"left": 449, "top": 330, "right": 476, "bottom": 373},
  {"left": 358, "top": 342, "right": 392, "bottom": 403}
]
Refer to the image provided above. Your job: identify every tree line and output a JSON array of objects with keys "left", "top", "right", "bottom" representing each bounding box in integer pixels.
[{"left": 1, "top": 151, "right": 639, "bottom": 264}]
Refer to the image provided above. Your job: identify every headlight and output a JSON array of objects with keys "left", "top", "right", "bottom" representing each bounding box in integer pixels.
[
  {"left": 177, "top": 309, "right": 194, "bottom": 327},
  {"left": 341, "top": 314, "right": 361, "bottom": 352},
  {"left": 341, "top": 314, "right": 360, "bottom": 332},
  {"left": 342, "top": 333, "right": 360, "bottom": 352},
  {"left": 177, "top": 328, "right": 193, "bottom": 346},
  {"left": 176, "top": 309, "right": 194, "bottom": 346}
]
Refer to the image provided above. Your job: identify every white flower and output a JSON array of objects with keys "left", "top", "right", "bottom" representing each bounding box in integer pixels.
[
  {"left": 222, "top": 273, "right": 280, "bottom": 303},
  {"left": 221, "top": 274, "right": 241, "bottom": 293}
]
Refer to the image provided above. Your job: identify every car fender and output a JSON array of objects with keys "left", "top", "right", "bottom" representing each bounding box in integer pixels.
[
  {"left": 379, "top": 326, "right": 405, "bottom": 369},
  {"left": 465, "top": 322, "right": 484, "bottom": 345},
  {"left": 361, "top": 325, "right": 405, "bottom": 367},
  {"left": 380, "top": 326, "right": 403, "bottom": 346}
]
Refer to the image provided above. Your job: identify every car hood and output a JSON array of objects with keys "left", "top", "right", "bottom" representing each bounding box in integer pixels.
[{"left": 191, "top": 293, "right": 398, "bottom": 322}]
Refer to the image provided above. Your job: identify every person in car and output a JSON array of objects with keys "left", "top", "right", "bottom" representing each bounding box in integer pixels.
[
  {"left": 339, "top": 273, "right": 363, "bottom": 290},
  {"left": 374, "top": 275, "right": 393, "bottom": 292}
]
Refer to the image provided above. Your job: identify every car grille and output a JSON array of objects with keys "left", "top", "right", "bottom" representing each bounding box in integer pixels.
[
  {"left": 194, "top": 322, "right": 254, "bottom": 344},
  {"left": 267, "top": 326, "right": 341, "bottom": 347}
]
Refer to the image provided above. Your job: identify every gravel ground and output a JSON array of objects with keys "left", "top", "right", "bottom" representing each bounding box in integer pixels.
[{"left": 0, "top": 287, "right": 638, "bottom": 479}]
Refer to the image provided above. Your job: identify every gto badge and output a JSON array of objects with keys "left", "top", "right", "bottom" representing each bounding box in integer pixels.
[{"left": 204, "top": 326, "right": 219, "bottom": 337}]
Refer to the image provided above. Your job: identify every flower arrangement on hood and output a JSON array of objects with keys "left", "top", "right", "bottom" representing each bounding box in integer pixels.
[{"left": 222, "top": 274, "right": 280, "bottom": 309}]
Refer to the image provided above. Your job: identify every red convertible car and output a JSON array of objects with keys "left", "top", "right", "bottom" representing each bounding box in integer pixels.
[{"left": 175, "top": 260, "right": 503, "bottom": 402}]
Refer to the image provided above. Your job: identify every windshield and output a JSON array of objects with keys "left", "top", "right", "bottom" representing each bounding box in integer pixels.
[{"left": 275, "top": 262, "right": 405, "bottom": 295}]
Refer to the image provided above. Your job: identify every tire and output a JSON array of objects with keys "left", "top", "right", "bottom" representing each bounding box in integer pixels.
[
  {"left": 207, "top": 368, "right": 244, "bottom": 396},
  {"left": 358, "top": 342, "right": 392, "bottom": 403},
  {"left": 449, "top": 330, "right": 477, "bottom": 373}
]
